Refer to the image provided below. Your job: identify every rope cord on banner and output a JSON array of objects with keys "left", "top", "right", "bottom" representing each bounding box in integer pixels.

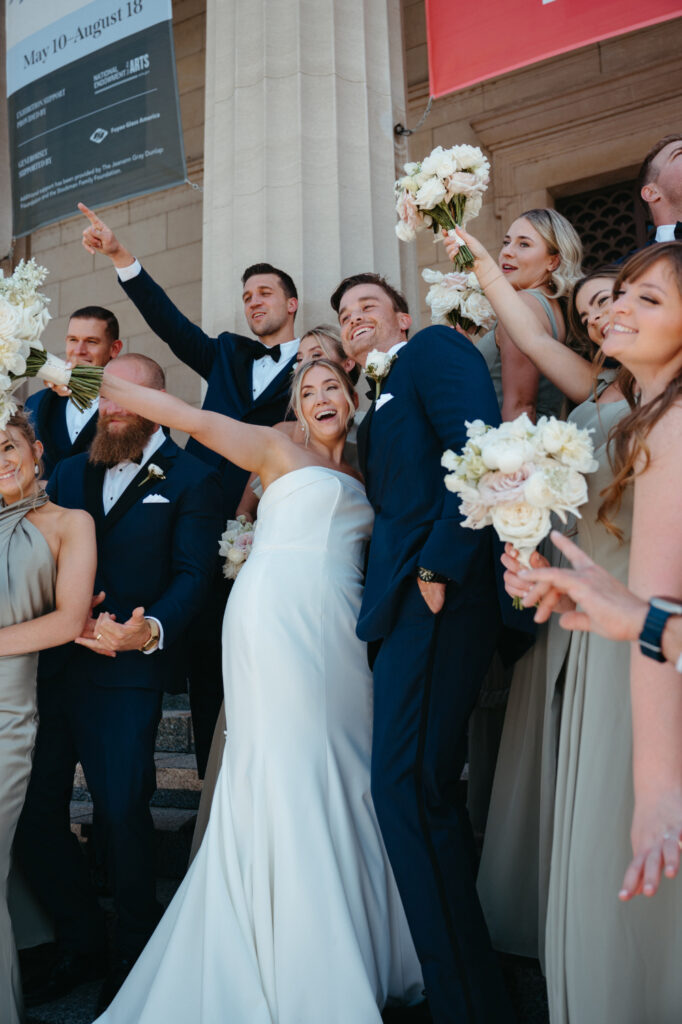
[
  {"left": 394, "top": 96, "right": 433, "bottom": 138},
  {"left": 185, "top": 177, "right": 203, "bottom": 193}
]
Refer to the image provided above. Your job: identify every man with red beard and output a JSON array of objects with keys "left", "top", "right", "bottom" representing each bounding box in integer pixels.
[{"left": 15, "top": 354, "right": 222, "bottom": 1013}]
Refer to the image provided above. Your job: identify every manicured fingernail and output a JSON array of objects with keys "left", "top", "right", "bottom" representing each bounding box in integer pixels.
[{"left": 618, "top": 889, "right": 628, "bottom": 900}]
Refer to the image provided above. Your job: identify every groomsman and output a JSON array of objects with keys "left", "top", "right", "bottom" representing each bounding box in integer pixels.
[
  {"left": 24, "top": 306, "right": 122, "bottom": 479},
  {"left": 332, "top": 273, "right": 516, "bottom": 1023},
  {"left": 638, "top": 134, "right": 682, "bottom": 243},
  {"left": 77, "top": 202, "right": 301, "bottom": 776},
  {"left": 15, "top": 354, "right": 222, "bottom": 1011}
]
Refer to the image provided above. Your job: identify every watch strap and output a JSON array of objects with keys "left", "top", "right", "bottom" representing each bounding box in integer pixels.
[{"left": 639, "top": 602, "right": 670, "bottom": 662}]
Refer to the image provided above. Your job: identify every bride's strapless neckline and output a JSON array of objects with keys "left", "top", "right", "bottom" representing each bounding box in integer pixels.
[{"left": 261, "top": 465, "right": 365, "bottom": 503}]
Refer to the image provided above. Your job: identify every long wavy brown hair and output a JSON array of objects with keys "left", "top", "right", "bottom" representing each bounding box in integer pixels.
[{"left": 597, "top": 242, "right": 682, "bottom": 538}]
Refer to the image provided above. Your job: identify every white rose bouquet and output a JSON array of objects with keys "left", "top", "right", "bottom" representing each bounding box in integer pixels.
[
  {"left": 394, "top": 144, "right": 490, "bottom": 268},
  {"left": 219, "top": 515, "right": 255, "bottom": 580},
  {"left": 422, "top": 267, "right": 495, "bottom": 336},
  {"left": 0, "top": 259, "right": 103, "bottom": 427},
  {"left": 442, "top": 414, "right": 598, "bottom": 600}
]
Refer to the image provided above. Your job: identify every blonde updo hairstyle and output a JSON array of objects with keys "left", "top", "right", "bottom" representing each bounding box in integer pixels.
[
  {"left": 289, "top": 358, "right": 356, "bottom": 445},
  {"left": 521, "top": 208, "right": 583, "bottom": 299}
]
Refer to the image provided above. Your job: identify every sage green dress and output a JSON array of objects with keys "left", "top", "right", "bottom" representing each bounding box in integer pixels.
[
  {"left": 545, "top": 397, "right": 682, "bottom": 1023},
  {"left": 467, "top": 290, "right": 566, "bottom": 835},
  {"left": 477, "top": 376, "right": 623, "bottom": 968},
  {"left": 0, "top": 493, "right": 55, "bottom": 1024}
]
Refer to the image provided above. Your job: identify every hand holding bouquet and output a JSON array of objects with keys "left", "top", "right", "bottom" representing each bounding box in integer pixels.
[
  {"left": 442, "top": 414, "right": 598, "bottom": 592},
  {"left": 394, "top": 144, "right": 490, "bottom": 269},
  {"left": 0, "top": 259, "right": 102, "bottom": 427},
  {"left": 219, "top": 516, "right": 255, "bottom": 580}
]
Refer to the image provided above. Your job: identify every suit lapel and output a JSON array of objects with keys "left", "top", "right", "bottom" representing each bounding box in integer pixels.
[
  {"left": 83, "top": 461, "right": 106, "bottom": 532},
  {"left": 231, "top": 341, "right": 254, "bottom": 408},
  {"left": 37, "top": 391, "right": 69, "bottom": 468},
  {"left": 101, "top": 440, "right": 178, "bottom": 534},
  {"left": 357, "top": 402, "right": 375, "bottom": 480},
  {"left": 253, "top": 354, "right": 297, "bottom": 409}
]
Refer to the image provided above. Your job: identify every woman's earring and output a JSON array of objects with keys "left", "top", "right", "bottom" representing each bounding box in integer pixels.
[{"left": 34, "top": 463, "right": 40, "bottom": 477}]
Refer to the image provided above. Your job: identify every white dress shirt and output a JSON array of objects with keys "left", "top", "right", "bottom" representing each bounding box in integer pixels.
[
  {"left": 65, "top": 398, "right": 97, "bottom": 444},
  {"left": 655, "top": 224, "right": 678, "bottom": 242},
  {"left": 116, "top": 260, "right": 299, "bottom": 399},
  {"left": 102, "top": 426, "right": 166, "bottom": 652}
]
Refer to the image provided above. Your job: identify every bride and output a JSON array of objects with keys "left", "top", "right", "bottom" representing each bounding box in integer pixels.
[{"left": 91, "top": 357, "right": 423, "bottom": 1022}]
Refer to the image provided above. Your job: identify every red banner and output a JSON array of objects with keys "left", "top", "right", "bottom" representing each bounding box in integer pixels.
[{"left": 425, "top": 1, "right": 682, "bottom": 99}]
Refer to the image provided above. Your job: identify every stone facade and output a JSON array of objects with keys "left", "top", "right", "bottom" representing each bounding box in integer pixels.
[{"left": 402, "top": 1, "right": 682, "bottom": 325}]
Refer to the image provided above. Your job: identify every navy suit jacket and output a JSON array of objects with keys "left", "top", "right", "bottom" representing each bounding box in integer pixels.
[
  {"left": 39, "top": 437, "right": 222, "bottom": 692},
  {"left": 25, "top": 389, "right": 98, "bottom": 481},
  {"left": 120, "top": 268, "right": 297, "bottom": 518},
  {"left": 357, "top": 325, "right": 532, "bottom": 644}
]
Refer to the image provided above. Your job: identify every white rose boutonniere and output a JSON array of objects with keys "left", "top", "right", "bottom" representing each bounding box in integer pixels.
[
  {"left": 365, "top": 349, "right": 397, "bottom": 400},
  {"left": 138, "top": 463, "right": 166, "bottom": 488}
]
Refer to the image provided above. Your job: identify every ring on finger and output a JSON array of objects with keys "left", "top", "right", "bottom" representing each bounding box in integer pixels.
[{"left": 96, "top": 633, "right": 103, "bottom": 641}]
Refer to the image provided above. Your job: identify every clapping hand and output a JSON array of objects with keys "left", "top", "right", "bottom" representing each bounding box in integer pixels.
[{"left": 76, "top": 604, "right": 153, "bottom": 655}]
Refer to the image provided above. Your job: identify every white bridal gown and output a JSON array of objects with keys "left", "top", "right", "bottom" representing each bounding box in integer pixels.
[{"left": 97, "top": 466, "right": 423, "bottom": 1024}]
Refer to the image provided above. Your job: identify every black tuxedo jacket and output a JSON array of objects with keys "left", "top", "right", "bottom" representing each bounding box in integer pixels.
[
  {"left": 357, "top": 326, "right": 534, "bottom": 645},
  {"left": 24, "top": 389, "right": 98, "bottom": 480},
  {"left": 120, "top": 267, "right": 297, "bottom": 518},
  {"left": 40, "top": 437, "right": 222, "bottom": 692}
]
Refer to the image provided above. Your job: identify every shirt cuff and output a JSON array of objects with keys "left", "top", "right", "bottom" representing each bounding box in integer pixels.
[
  {"left": 142, "top": 616, "right": 164, "bottom": 654},
  {"left": 116, "top": 258, "right": 142, "bottom": 282}
]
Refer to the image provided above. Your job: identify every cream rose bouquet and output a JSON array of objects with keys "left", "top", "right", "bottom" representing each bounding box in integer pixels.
[
  {"left": 442, "top": 414, "right": 598, "bottom": 599},
  {"left": 422, "top": 267, "right": 495, "bottom": 336},
  {"left": 394, "top": 144, "right": 490, "bottom": 268},
  {"left": 219, "top": 515, "right": 255, "bottom": 580},
  {"left": 0, "top": 259, "right": 103, "bottom": 427}
]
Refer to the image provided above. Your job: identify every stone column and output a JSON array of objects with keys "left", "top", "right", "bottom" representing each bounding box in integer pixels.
[{"left": 201, "top": 0, "right": 412, "bottom": 335}]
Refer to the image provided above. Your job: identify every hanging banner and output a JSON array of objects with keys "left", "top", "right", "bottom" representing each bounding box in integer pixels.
[
  {"left": 6, "top": 0, "right": 186, "bottom": 237},
  {"left": 425, "top": 0, "right": 682, "bottom": 99}
]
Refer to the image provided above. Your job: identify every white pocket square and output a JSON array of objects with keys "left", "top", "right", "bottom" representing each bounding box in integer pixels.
[
  {"left": 375, "top": 392, "right": 394, "bottom": 411},
  {"left": 142, "top": 494, "right": 170, "bottom": 504}
]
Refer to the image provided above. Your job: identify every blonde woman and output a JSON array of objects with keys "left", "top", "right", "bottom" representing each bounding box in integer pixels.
[
  {"left": 0, "top": 412, "right": 96, "bottom": 1024},
  {"left": 91, "top": 358, "right": 423, "bottom": 1023},
  {"left": 475, "top": 208, "right": 582, "bottom": 422}
]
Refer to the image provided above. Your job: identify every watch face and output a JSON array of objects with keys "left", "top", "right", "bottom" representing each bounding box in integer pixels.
[{"left": 651, "top": 597, "right": 682, "bottom": 615}]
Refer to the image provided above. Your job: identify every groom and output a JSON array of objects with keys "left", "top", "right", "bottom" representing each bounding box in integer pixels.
[{"left": 332, "top": 274, "right": 514, "bottom": 1022}]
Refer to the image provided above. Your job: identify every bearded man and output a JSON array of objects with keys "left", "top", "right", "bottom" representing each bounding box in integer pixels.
[{"left": 14, "top": 354, "right": 222, "bottom": 1013}]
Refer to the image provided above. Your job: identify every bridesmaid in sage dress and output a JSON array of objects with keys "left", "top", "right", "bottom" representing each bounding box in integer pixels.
[
  {"left": 0, "top": 410, "right": 96, "bottom": 1024},
  {"left": 467, "top": 208, "right": 582, "bottom": 834}
]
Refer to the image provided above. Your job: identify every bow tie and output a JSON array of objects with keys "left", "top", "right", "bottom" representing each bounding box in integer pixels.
[
  {"left": 365, "top": 379, "right": 377, "bottom": 401},
  {"left": 240, "top": 338, "right": 281, "bottom": 362},
  {"left": 675, "top": 222, "right": 682, "bottom": 240}
]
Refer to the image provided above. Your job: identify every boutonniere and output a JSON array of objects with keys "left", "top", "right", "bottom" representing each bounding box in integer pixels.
[
  {"left": 365, "top": 349, "right": 397, "bottom": 400},
  {"left": 138, "top": 463, "right": 166, "bottom": 487}
]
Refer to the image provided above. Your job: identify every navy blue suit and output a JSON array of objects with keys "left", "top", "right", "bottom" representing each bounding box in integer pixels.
[
  {"left": 358, "top": 327, "right": 515, "bottom": 1023},
  {"left": 119, "top": 267, "right": 298, "bottom": 773},
  {"left": 25, "top": 388, "right": 99, "bottom": 481},
  {"left": 15, "top": 439, "right": 222, "bottom": 960}
]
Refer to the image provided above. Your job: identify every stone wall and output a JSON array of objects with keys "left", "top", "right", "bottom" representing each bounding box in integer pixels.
[
  {"left": 401, "top": 1, "right": 682, "bottom": 326},
  {"left": 23, "top": 0, "right": 207, "bottom": 409}
]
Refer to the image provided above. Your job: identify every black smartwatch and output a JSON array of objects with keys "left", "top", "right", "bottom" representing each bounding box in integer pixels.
[{"left": 638, "top": 597, "right": 682, "bottom": 662}]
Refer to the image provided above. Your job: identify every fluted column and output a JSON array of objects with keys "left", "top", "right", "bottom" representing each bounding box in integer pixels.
[{"left": 201, "top": 0, "right": 410, "bottom": 334}]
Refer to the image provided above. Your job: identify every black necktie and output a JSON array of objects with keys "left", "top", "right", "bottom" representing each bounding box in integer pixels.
[
  {"left": 675, "top": 222, "right": 682, "bottom": 240},
  {"left": 239, "top": 338, "right": 281, "bottom": 362}
]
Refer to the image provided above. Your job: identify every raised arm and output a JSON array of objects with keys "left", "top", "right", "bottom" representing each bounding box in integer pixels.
[
  {"left": 0, "top": 509, "right": 96, "bottom": 655},
  {"left": 623, "top": 405, "right": 682, "bottom": 898},
  {"left": 79, "top": 202, "right": 218, "bottom": 379},
  {"left": 443, "top": 228, "right": 594, "bottom": 404},
  {"left": 100, "top": 368, "right": 289, "bottom": 480}
]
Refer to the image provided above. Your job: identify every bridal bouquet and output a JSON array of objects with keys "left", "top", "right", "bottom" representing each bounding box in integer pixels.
[
  {"left": 219, "top": 515, "right": 255, "bottom": 580},
  {"left": 394, "top": 144, "right": 490, "bottom": 268},
  {"left": 442, "top": 414, "right": 598, "bottom": 575},
  {"left": 0, "top": 259, "right": 103, "bottom": 428},
  {"left": 422, "top": 267, "right": 495, "bottom": 335}
]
